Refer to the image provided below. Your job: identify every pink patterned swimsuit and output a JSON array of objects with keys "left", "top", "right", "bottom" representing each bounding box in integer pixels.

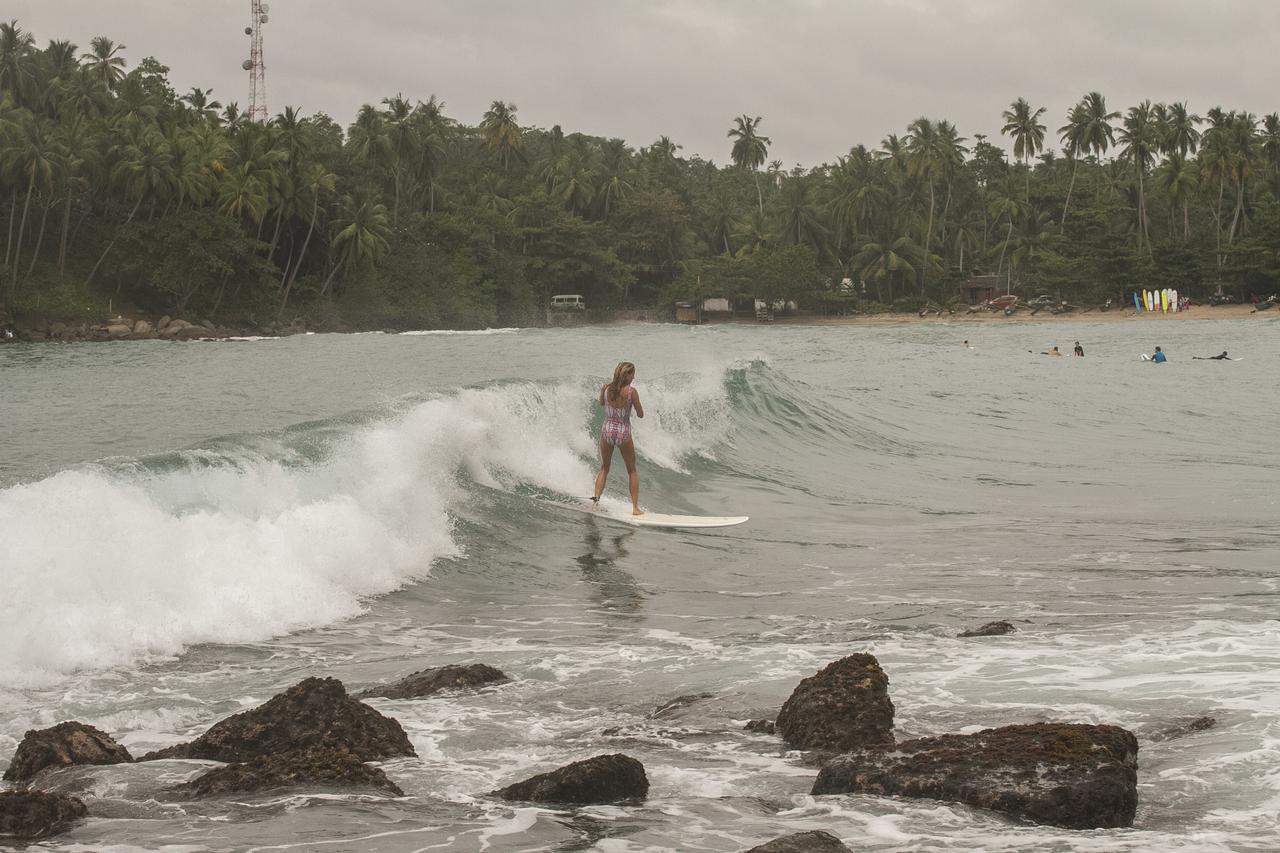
[{"left": 600, "top": 385, "right": 634, "bottom": 446}]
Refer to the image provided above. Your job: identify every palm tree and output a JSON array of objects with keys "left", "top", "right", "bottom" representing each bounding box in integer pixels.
[
  {"left": 1001, "top": 97, "right": 1047, "bottom": 201},
  {"left": 0, "top": 21, "right": 35, "bottom": 106},
  {"left": 480, "top": 100, "right": 521, "bottom": 171},
  {"left": 1077, "top": 92, "right": 1120, "bottom": 193},
  {"left": 3, "top": 112, "right": 57, "bottom": 289},
  {"left": 84, "top": 124, "right": 174, "bottom": 287},
  {"left": 1162, "top": 102, "right": 1202, "bottom": 157},
  {"left": 1057, "top": 102, "right": 1087, "bottom": 232},
  {"left": 321, "top": 195, "right": 391, "bottom": 296},
  {"left": 279, "top": 160, "right": 335, "bottom": 315},
  {"left": 727, "top": 114, "right": 770, "bottom": 215},
  {"left": 53, "top": 111, "right": 95, "bottom": 272},
  {"left": 594, "top": 138, "right": 633, "bottom": 219},
  {"left": 381, "top": 94, "right": 418, "bottom": 223},
  {"left": 182, "top": 87, "right": 222, "bottom": 124},
  {"left": 1118, "top": 100, "right": 1159, "bottom": 252},
  {"left": 1155, "top": 154, "right": 1197, "bottom": 241},
  {"left": 776, "top": 177, "right": 826, "bottom": 251},
  {"left": 80, "top": 36, "right": 127, "bottom": 89},
  {"left": 986, "top": 177, "right": 1028, "bottom": 284},
  {"left": 906, "top": 117, "right": 948, "bottom": 292}
]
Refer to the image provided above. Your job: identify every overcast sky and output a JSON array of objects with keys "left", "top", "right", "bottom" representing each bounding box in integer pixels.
[{"left": 12, "top": 1, "right": 1280, "bottom": 165}]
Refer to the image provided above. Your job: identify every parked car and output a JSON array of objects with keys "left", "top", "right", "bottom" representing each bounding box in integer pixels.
[{"left": 550, "top": 294, "right": 586, "bottom": 311}]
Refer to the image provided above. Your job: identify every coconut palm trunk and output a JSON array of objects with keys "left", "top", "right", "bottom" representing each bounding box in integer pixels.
[
  {"left": 1060, "top": 159, "right": 1078, "bottom": 234},
  {"left": 58, "top": 188, "right": 74, "bottom": 273},
  {"left": 279, "top": 195, "right": 319, "bottom": 315},
  {"left": 84, "top": 196, "right": 143, "bottom": 290},
  {"left": 28, "top": 197, "right": 51, "bottom": 275},
  {"left": 10, "top": 170, "right": 37, "bottom": 292},
  {"left": 5, "top": 187, "right": 17, "bottom": 268}
]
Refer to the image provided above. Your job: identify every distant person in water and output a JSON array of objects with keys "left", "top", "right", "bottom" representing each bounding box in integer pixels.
[
  {"left": 1151, "top": 346, "right": 1167, "bottom": 363},
  {"left": 593, "top": 361, "right": 645, "bottom": 515},
  {"left": 1193, "top": 351, "right": 1232, "bottom": 360},
  {"left": 1073, "top": 341, "right": 1084, "bottom": 356},
  {"left": 962, "top": 339, "right": 973, "bottom": 349},
  {"left": 1042, "top": 346, "right": 1062, "bottom": 356}
]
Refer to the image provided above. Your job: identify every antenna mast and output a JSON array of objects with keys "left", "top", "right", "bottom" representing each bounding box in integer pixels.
[{"left": 243, "top": 0, "right": 270, "bottom": 122}]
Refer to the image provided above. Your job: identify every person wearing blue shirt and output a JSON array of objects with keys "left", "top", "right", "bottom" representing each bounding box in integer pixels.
[{"left": 1151, "top": 346, "right": 1167, "bottom": 363}]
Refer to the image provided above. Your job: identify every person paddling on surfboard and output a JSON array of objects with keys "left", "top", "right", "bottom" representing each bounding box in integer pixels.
[
  {"left": 1193, "top": 351, "right": 1232, "bottom": 360},
  {"left": 592, "top": 361, "right": 645, "bottom": 515}
]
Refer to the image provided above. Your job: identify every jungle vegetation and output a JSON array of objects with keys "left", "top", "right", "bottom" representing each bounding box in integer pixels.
[{"left": 2, "top": 19, "right": 1279, "bottom": 328}]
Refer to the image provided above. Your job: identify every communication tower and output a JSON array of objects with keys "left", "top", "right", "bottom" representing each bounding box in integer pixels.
[{"left": 243, "top": 1, "right": 270, "bottom": 122}]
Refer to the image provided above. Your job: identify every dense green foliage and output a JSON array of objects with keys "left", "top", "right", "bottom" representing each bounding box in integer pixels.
[{"left": 2, "top": 19, "right": 1279, "bottom": 328}]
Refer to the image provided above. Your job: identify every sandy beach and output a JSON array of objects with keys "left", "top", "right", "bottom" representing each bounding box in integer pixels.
[{"left": 769, "top": 303, "right": 1268, "bottom": 327}]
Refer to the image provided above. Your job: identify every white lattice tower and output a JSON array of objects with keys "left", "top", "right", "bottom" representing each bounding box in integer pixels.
[{"left": 246, "top": 0, "right": 268, "bottom": 123}]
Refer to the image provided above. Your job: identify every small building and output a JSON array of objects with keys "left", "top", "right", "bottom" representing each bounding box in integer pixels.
[
  {"left": 960, "top": 275, "right": 1002, "bottom": 306},
  {"left": 675, "top": 302, "right": 703, "bottom": 324}
]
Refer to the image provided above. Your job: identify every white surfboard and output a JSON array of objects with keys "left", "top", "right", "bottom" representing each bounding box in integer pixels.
[{"left": 550, "top": 498, "right": 748, "bottom": 529}]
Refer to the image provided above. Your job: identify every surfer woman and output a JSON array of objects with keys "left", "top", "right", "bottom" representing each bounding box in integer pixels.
[{"left": 593, "top": 361, "right": 645, "bottom": 515}]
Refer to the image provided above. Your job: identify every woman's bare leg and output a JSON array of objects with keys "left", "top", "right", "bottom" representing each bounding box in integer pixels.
[
  {"left": 593, "top": 436, "right": 614, "bottom": 501},
  {"left": 620, "top": 439, "right": 641, "bottom": 514}
]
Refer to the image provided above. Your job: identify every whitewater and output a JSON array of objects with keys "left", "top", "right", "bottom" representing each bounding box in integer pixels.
[{"left": 0, "top": 319, "right": 1277, "bottom": 851}]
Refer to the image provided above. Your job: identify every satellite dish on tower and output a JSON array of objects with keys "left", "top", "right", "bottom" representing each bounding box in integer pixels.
[
  {"left": 242, "top": 59, "right": 253, "bottom": 71},
  {"left": 262, "top": 3, "right": 270, "bottom": 10},
  {"left": 245, "top": 26, "right": 253, "bottom": 35},
  {"left": 260, "top": 14, "right": 268, "bottom": 23}
]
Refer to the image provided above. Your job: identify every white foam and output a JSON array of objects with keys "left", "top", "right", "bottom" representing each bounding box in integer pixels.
[
  {"left": 399, "top": 328, "right": 521, "bottom": 336},
  {"left": 0, "top": 368, "right": 738, "bottom": 683}
]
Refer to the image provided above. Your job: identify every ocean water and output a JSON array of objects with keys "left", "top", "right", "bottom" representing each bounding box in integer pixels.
[{"left": 0, "top": 319, "right": 1277, "bottom": 852}]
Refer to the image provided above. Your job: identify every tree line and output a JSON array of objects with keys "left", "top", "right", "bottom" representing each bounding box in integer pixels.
[{"left": 2, "top": 19, "right": 1279, "bottom": 329}]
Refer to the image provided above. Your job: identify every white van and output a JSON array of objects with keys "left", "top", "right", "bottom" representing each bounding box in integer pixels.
[{"left": 550, "top": 294, "right": 586, "bottom": 311}]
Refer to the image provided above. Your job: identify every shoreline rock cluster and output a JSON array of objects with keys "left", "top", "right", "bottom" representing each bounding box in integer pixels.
[
  {"left": 2, "top": 315, "right": 308, "bottom": 343},
  {"left": 1, "top": 655, "right": 1157, "bottom": 846}
]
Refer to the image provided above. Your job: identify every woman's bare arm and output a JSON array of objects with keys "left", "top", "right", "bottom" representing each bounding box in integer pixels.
[{"left": 631, "top": 389, "right": 644, "bottom": 418}]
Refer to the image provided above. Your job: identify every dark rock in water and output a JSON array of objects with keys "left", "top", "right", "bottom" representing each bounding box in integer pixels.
[
  {"left": 1150, "top": 715, "right": 1217, "bottom": 742},
  {"left": 812, "top": 722, "right": 1138, "bottom": 829},
  {"left": 0, "top": 790, "right": 88, "bottom": 840},
  {"left": 744, "top": 829, "right": 852, "bottom": 852},
  {"left": 139, "top": 677, "right": 414, "bottom": 763},
  {"left": 493, "top": 753, "right": 648, "bottom": 804},
  {"left": 355, "top": 663, "right": 508, "bottom": 700},
  {"left": 744, "top": 719, "right": 777, "bottom": 735},
  {"left": 958, "top": 620, "right": 1017, "bottom": 637},
  {"left": 647, "top": 692, "right": 716, "bottom": 719},
  {"left": 3, "top": 721, "right": 133, "bottom": 782},
  {"left": 177, "top": 747, "right": 403, "bottom": 797},
  {"left": 776, "top": 654, "right": 895, "bottom": 751}
]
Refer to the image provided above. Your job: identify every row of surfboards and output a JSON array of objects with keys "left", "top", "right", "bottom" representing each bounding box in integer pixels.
[{"left": 1133, "top": 288, "right": 1180, "bottom": 313}]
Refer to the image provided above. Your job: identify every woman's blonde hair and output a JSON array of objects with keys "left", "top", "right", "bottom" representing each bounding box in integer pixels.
[{"left": 606, "top": 362, "right": 635, "bottom": 404}]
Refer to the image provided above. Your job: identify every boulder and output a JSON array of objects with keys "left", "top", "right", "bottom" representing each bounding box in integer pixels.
[
  {"left": 493, "top": 753, "right": 648, "bottom": 804},
  {"left": 812, "top": 722, "right": 1138, "bottom": 829},
  {"left": 158, "top": 319, "right": 189, "bottom": 338},
  {"left": 776, "top": 654, "right": 895, "bottom": 751},
  {"left": 157, "top": 315, "right": 172, "bottom": 331},
  {"left": 356, "top": 663, "right": 509, "bottom": 700},
  {"left": 744, "top": 719, "right": 776, "bottom": 735},
  {"left": 199, "top": 319, "right": 216, "bottom": 331},
  {"left": 3, "top": 721, "right": 133, "bottom": 782},
  {"left": 48, "top": 321, "right": 68, "bottom": 338},
  {"left": 1150, "top": 715, "right": 1217, "bottom": 742},
  {"left": 132, "top": 320, "right": 152, "bottom": 335},
  {"left": 138, "top": 677, "right": 414, "bottom": 763},
  {"left": 0, "top": 790, "right": 88, "bottom": 840},
  {"left": 744, "top": 830, "right": 852, "bottom": 853},
  {"left": 958, "top": 621, "right": 1016, "bottom": 638},
  {"left": 647, "top": 692, "right": 715, "bottom": 720},
  {"left": 105, "top": 323, "right": 132, "bottom": 338},
  {"left": 173, "top": 325, "right": 209, "bottom": 340},
  {"left": 176, "top": 747, "right": 403, "bottom": 797}
]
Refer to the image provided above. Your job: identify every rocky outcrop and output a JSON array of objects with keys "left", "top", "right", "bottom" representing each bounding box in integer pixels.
[
  {"left": 176, "top": 747, "right": 403, "bottom": 797},
  {"left": 0, "top": 790, "right": 88, "bottom": 840},
  {"left": 493, "top": 753, "right": 648, "bottom": 804},
  {"left": 139, "top": 677, "right": 414, "bottom": 763},
  {"left": 958, "top": 620, "right": 1016, "bottom": 637},
  {"left": 812, "top": 723, "right": 1138, "bottom": 829},
  {"left": 744, "top": 830, "right": 852, "bottom": 852},
  {"left": 744, "top": 719, "right": 776, "bottom": 735},
  {"left": 3, "top": 721, "right": 133, "bottom": 783},
  {"left": 356, "top": 664, "right": 509, "bottom": 700},
  {"left": 1150, "top": 715, "right": 1217, "bottom": 741},
  {"left": 648, "top": 693, "right": 715, "bottom": 720},
  {"left": 775, "top": 654, "right": 895, "bottom": 751}
]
